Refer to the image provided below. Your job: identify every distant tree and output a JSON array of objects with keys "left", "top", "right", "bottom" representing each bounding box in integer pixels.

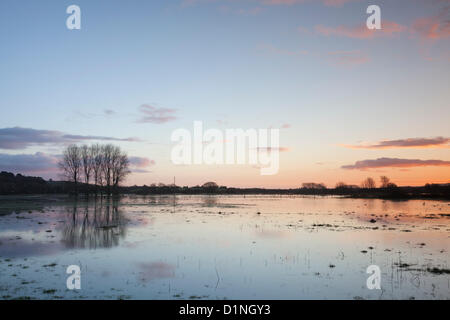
[
  {"left": 202, "top": 181, "right": 219, "bottom": 188},
  {"left": 361, "top": 177, "right": 376, "bottom": 189},
  {"left": 386, "top": 182, "right": 398, "bottom": 189},
  {"left": 302, "top": 182, "right": 326, "bottom": 189},
  {"left": 380, "top": 176, "right": 390, "bottom": 188},
  {"left": 59, "top": 144, "right": 82, "bottom": 193},
  {"left": 335, "top": 182, "right": 348, "bottom": 189}
]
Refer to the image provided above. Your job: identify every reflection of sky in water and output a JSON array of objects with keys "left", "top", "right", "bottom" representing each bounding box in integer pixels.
[{"left": 0, "top": 195, "right": 449, "bottom": 299}]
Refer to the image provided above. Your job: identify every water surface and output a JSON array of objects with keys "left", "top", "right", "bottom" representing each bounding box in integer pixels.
[{"left": 0, "top": 195, "right": 448, "bottom": 299}]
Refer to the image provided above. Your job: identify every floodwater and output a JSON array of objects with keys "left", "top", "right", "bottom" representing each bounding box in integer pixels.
[{"left": 0, "top": 194, "right": 448, "bottom": 300}]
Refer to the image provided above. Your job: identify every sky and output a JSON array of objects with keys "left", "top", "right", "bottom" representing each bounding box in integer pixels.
[{"left": 0, "top": 0, "right": 449, "bottom": 188}]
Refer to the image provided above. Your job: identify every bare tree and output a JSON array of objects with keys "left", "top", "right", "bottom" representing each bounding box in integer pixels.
[
  {"left": 112, "top": 152, "right": 130, "bottom": 188},
  {"left": 90, "top": 144, "right": 103, "bottom": 187},
  {"left": 380, "top": 176, "right": 390, "bottom": 188},
  {"left": 101, "top": 144, "right": 114, "bottom": 193},
  {"left": 335, "top": 182, "right": 348, "bottom": 189},
  {"left": 81, "top": 145, "right": 93, "bottom": 185},
  {"left": 361, "top": 177, "right": 376, "bottom": 189},
  {"left": 59, "top": 144, "right": 82, "bottom": 193},
  {"left": 100, "top": 144, "right": 131, "bottom": 193}
]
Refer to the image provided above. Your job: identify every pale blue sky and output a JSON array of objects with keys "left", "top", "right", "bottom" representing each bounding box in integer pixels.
[{"left": 0, "top": 0, "right": 449, "bottom": 187}]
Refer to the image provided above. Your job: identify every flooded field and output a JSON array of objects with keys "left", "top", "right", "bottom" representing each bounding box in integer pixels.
[{"left": 0, "top": 194, "right": 448, "bottom": 300}]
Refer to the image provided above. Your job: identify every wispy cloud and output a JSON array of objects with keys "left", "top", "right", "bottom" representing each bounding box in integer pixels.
[
  {"left": 129, "top": 156, "right": 156, "bottom": 173},
  {"left": 68, "top": 109, "right": 118, "bottom": 120},
  {"left": 342, "top": 157, "right": 450, "bottom": 170},
  {"left": 342, "top": 137, "right": 450, "bottom": 149},
  {"left": 314, "top": 6, "right": 449, "bottom": 41},
  {"left": 137, "top": 104, "right": 177, "bottom": 124},
  {"left": 412, "top": 6, "right": 450, "bottom": 39},
  {"left": 0, "top": 127, "right": 140, "bottom": 150}
]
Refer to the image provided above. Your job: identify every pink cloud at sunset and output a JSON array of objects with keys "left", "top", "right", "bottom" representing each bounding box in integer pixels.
[
  {"left": 412, "top": 8, "right": 450, "bottom": 40},
  {"left": 342, "top": 157, "right": 450, "bottom": 170},
  {"left": 342, "top": 137, "right": 450, "bottom": 149},
  {"left": 129, "top": 156, "right": 156, "bottom": 173},
  {"left": 129, "top": 157, "right": 156, "bottom": 168},
  {"left": 314, "top": 6, "right": 449, "bottom": 41}
]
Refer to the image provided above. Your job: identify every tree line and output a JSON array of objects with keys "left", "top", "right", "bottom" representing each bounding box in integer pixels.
[
  {"left": 341, "top": 176, "right": 397, "bottom": 189},
  {"left": 58, "top": 144, "right": 130, "bottom": 194},
  {"left": 303, "top": 176, "right": 398, "bottom": 190},
  {"left": 1, "top": 169, "right": 448, "bottom": 199}
]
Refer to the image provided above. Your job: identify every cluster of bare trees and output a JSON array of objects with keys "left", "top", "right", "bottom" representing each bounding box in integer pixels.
[
  {"left": 360, "top": 177, "right": 376, "bottom": 189},
  {"left": 360, "top": 176, "right": 397, "bottom": 189},
  {"left": 59, "top": 144, "right": 130, "bottom": 193},
  {"left": 335, "top": 176, "right": 398, "bottom": 189}
]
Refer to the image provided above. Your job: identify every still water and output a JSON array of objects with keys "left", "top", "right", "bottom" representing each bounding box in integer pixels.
[{"left": 0, "top": 195, "right": 448, "bottom": 299}]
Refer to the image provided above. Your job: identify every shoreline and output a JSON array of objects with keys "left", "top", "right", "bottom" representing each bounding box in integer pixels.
[{"left": 0, "top": 192, "right": 449, "bottom": 202}]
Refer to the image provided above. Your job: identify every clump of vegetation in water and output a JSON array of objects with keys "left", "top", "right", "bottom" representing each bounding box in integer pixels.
[
  {"left": 43, "top": 289, "right": 57, "bottom": 294},
  {"left": 427, "top": 267, "right": 450, "bottom": 275}
]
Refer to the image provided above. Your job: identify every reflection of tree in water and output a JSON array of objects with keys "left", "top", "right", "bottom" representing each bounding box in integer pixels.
[{"left": 61, "top": 197, "right": 127, "bottom": 249}]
